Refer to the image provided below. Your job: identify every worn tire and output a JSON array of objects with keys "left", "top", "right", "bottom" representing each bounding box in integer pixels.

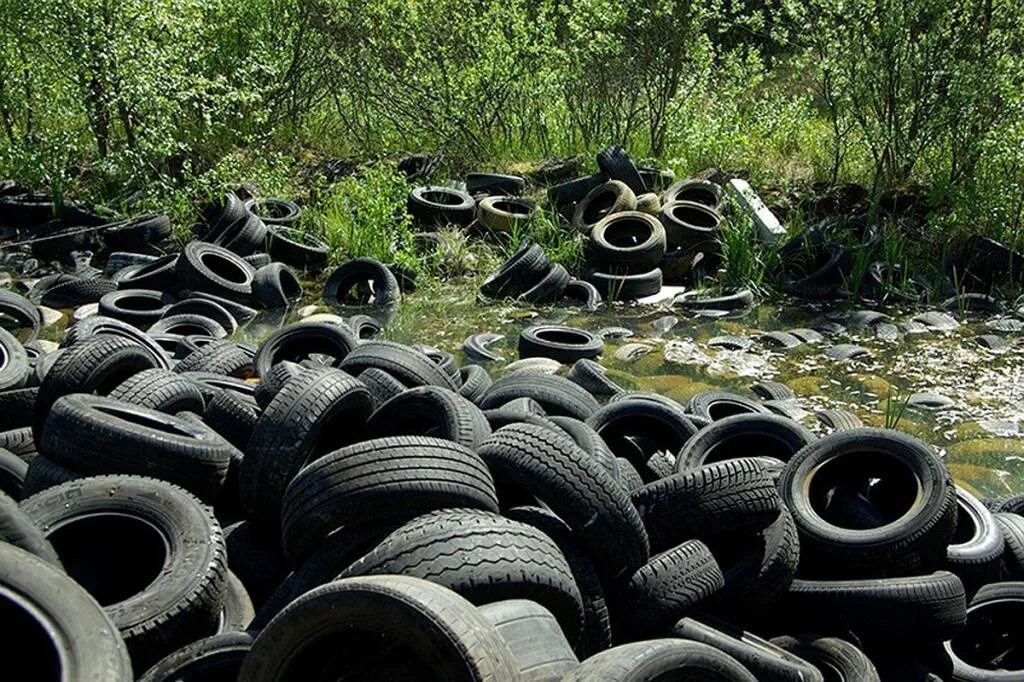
[
  {"left": 677, "top": 414, "right": 815, "bottom": 471},
  {"left": 519, "top": 325, "right": 603, "bottom": 364},
  {"left": 109, "top": 367, "right": 206, "bottom": 414},
  {"left": 480, "top": 373, "right": 599, "bottom": 420},
  {"left": 563, "top": 639, "right": 756, "bottom": 681},
  {"left": 366, "top": 385, "right": 492, "bottom": 450}
]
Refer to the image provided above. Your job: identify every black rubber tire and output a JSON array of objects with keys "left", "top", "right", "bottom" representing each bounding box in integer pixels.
[
  {"left": 323, "top": 257, "right": 401, "bottom": 307},
  {"left": 219, "top": 571, "right": 255, "bottom": 633},
  {"left": 0, "top": 489, "right": 61, "bottom": 565},
  {"left": 98, "top": 289, "right": 174, "bottom": 328},
  {"left": 175, "top": 340, "right": 255, "bottom": 378},
  {"left": 265, "top": 225, "right": 329, "bottom": 270},
  {"left": 252, "top": 263, "right": 302, "bottom": 309},
  {"left": 0, "top": 288, "right": 43, "bottom": 341},
  {"left": 677, "top": 414, "right": 815, "bottom": 471},
  {"left": 478, "top": 600, "right": 580, "bottom": 680},
  {"left": 787, "top": 243, "right": 849, "bottom": 299},
  {"left": 675, "top": 288, "right": 754, "bottom": 313},
  {"left": 148, "top": 312, "right": 228, "bottom": 339},
  {"left": 947, "top": 486, "right": 1005, "bottom": 591},
  {"left": 223, "top": 521, "right": 286, "bottom": 611},
  {"left": 770, "top": 636, "right": 880, "bottom": 682},
  {"left": 358, "top": 367, "right": 407, "bottom": 407},
  {"left": 42, "top": 394, "right": 235, "bottom": 502},
  {"left": 253, "top": 322, "right": 359, "bottom": 379},
  {"left": 547, "top": 173, "right": 606, "bottom": 209},
  {"left": 116, "top": 254, "right": 180, "bottom": 292},
  {"left": 946, "top": 582, "right": 1024, "bottom": 681},
  {"left": 39, "top": 276, "right": 117, "bottom": 308},
  {"left": 0, "top": 326, "right": 29, "bottom": 392},
  {"left": 588, "top": 211, "right": 667, "bottom": 269},
  {"left": 340, "top": 340, "right": 458, "bottom": 390},
  {"left": 188, "top": 291, "right": 258, "bottom": 324},
  {"left": 781, "top": 571, "right": 967, "bottom": 643},
  {"left": 673, "top": 617, "right": 824, "bottom": 682},
  {"left": 660, "top": 200, "right": 722, "bottom": 248},
  {"left": 103, "top": 213, "right": 172, "bottom": 251},
  {"left": 519, "top": 325, "right": 604, "bottom": 364},
  {"left": 280, "top": 434, "right": 498, "bottom": 565},
  {"left": 585, "top": 267, "right": 663, "bottom": 301},
  {"left": 366, "top": 385, "right": 492, "bottom": 450},
  {"left": 137, "top": 631, "right": 252, "bottom": 682},
  {"left": 62, "top": 315, "right": 173, "bottom": 369},
  {"left": 779, "top": 428, "right": 958, "bottom": 578},
  {"left": 478, "top": 423, "right": 649, "bottom": 580},
  {"left": 21, "top": 475, "right": 228, "bottom": 671},
  {"left": 239, "top": 367, "right": 374, "bottom": 521},
  {"left": 467, "top": 172, "right": 527, "bottom": 196},
  {"left": 457, "top": 364, "right": 493, "bottom": 404},
  {"left": 0, "top": 447, "right": 25, "bottom": 498},
  {"left": 413, "top": 344, "right": 462, "bottom": 386},
  {"left": 519, "top": 263, "right": 572, "bottom": 304},
  {"left": 176, "top": 241, "right": 255, "bottom": 301},
  {"left": 342, "top": 509, "right": 584, "bottom": 643},
  {"left": 586, "top": 397, "right": 697, "bottom": 474},
  {"left": 662, "top": 179, "right": 723, "bottom": 209},
  {"left": 407, "top": 186, "right": 477, "bottom": 227},
  {"left": 0, "top": 387, "right": 36, "bottom": 432},
  {"left": 567, "top": 358, "right": 622, "bottom": 396},
  {"left": 109, "top": 367, "right": 206, "bottom": 414},
  {"left": 204, "top": 389, "right": 260, "bottom": 451},
  {"left": 33, "top": 334, "right": 162, "bottom": 442},
  {"left": 206, "top": 212, "right": 267, "bottom": 256},
  {"left": 200, "top": 193, "right": 249, "bottom": 235},
  {"left": 563, "top": 639, "right": 756, "bottom": 681},
  {"left": 816, "top": 408, "right": 864, "bottom": 432},
  {"left": 548, "top": 415, "right": 620, "bottom": 482},
  {"left": 344, "top": 313, "right": 383, "bottom": 340},
  {"left": 617, "top": 457, "right": 645, "bottom": 493},
  {"left": 632, "top": 458, "right": 782, "bottom": 552},
  {"left": 479, "top": 373, "right": 599, "bottom": 420},
  {"left": 612, "top": 539, "right": 725, "bottom": 640},
  {"left": 174, "top": 334, "right": 228, "bottom": 357},
  {"left": 572, "top": 180, "right": 638, "bottom": 235},
  {"left": 0, "top": 542, "right": 133, "bottom": 680},
  {"left": 21, "top": 456, "right": 78, "bottom": 496},
  {"left": 687, "top": 391, "right": 769, "bottom": 422},
  {"left": 480, "top": 242, "right": 552, "bottom": 299},
  {"left": 596, "top": 145, "right": 647, "bottom": 194},
  {"left": 995, "top": 513, "right": 1024, "bottom": 578},
  {"left": 635, "top": 192, "right": 661, "bottom": 214},
  {"left": 239, "top": 575, "right": 519, "bottom": 680},
  {"left": 562, "top": 278, "right": 604, "bottom": 309},
  {"left": 995, "top": 494, "right": 1024, "bottom": 516},
  {"left": 751, "top": 380, "right": 797, "bottom": 401}
]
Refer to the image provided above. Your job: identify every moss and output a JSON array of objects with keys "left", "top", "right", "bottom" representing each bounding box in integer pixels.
[
  {"left": 786, "top": 376, "right": 826, "bottom": 397},
  {"left": 639, "top": 375, "right": 718, "bottom": 402}
]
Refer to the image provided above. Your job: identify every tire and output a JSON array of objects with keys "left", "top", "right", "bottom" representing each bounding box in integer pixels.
[
  {"left": 781, "top": 571, "right": 967, "bottom": 643},
  {"left": 103, "top": 213, "right": 172, "bottom": 250},
  {"left": 677, "top": 414, "right": 815, "bottom": 471},
  {"left": 572, "top": 180, "right": 637, "bottom": 235},
  {"left": 547, "top": 174, "right": 606, "bottom": 209},
  {"left": 463, "top": 332, "right": 507, "bottom": 362},
  {"left": 98, "top": 289, "right": 175, "bottom": 327},
  {"left": 407, "top": 186, "right": 476, "bottom": 227},
  {"left": 34, "top": 334, "right": 162, "bottom": 442},
  {"left": 787, "top": 243, "right": 849, "bottom": 299},
  {"left": 0, "top": 489, "right": 61, "bottom": 565},
  {"left": 635, "top": 192, "right": 661, "bottom": 215},
  {"left": 342, "top": 509, "right": 584, "bottom": 643},
  {"left": 115, "top": 254, "right": 179, "bottom": 291},
  {"left": 200, "top": 193, "right": 249, "bottom": 235},
  {"left": 995, "top": 513, "right": 1024, "bottom": 578},
  {"left": 673, "top": 617, "right": 824, "bottom": 682},
  {"left": 564, "top": 639, "right": 756, "bottom": 681},
  {"left": 567, "top": 358, "right": 622, "bottom": 396},
  {"left": 519, "top": 325, "right": 603, "bottom": 364},
  {"left": 21, "top": 475, "right": 228, "bottom": 671},
  {"left": 245, "top": 197, "right": 301, "bottom": 225},
  {"left": 176, "top": 241, "right": 255, "bottom": 301},
  {"left": 0, "top": 543, "right": 133, "bottom": 681},
  {"left": 239, "top": 575, "right": 519, "bottom": 681},
  {"left": 220, "top": 571, "right": 255, "bottom": 633},
  {"left": 245, "top": 253, "right": 273, "bottom": 269},
  {"left": 751, "top": 380, "right": 797, "bottom": 401},
  {"left": 63, "top": 314, "right": 173, "bottom": 369},
  {"left": 663, "top": 179, "right": 723, "bottom": 210},
  {"left": 779, "top": 428, "right": 958, "bottom": 578},
  {"left": 946, "top": 582, "right": 1024, "bottom": 681},
  {"left": 519, "top": 263, "right": 571, "bottom": 304},
  {"left": 588, "top": 211, "right": 667, "bottom": 269},
  {"left": 947, "top": 486, "right": 1005, "bottom": 591},
  {"left": 480, "top": 242, "right": 551, "bottom": 299},
  {"left": 479, "top": 600, "right": 580, "bottom": 681},
  {"left": 687, "top": 391, "right": 769, "bottom": 421},
  {"left": 223, "top": 521, "right": 287, "bottom": 610},
  {"left": 366, "top": 385, "right": 491, "bottom": 449},
  {"left": 585, "top": 267, "right": 662, "bottom": 301},
  {"left": 239, "top": 367, "right": 374, "bottom": 521},
  {"left": 675, "top": 287, "right": 754, "bottom": 312},
  {"left": 137, "top": 632, "right": 252, "bottom": 682},
  {"left": 204, "top": 389, "right": 260, "bottom": 451},
  {"left": 252, "top": 263, "right": 302, "bottom": 309},
  {"left": 586, "top": 397, "right": 697, "bottom": 474},
  {"left": 42, "top": 394, "right": 235, "bottom": 502},
  {"left": 632, "top": 458, "right": 782, "bottom": 552},
  {"left": 478, "top": 423, "right": 649, "bottom": 580},
  {"left": 358, "top": 367, "right": 407, "bottom": 407},
  {"left": 265, "top": 225, "right": 329, "bottom": 270},
  {"left": 816, "top": 408, "right": 864, "bottom": 431},
  {"left": 466, "top": 172, "right": 526, "bottom": 196},
  {"left": 148, "top": 313, "right": 228, "bottom": 339},
  {"left": 0, "top": 426, "right": 36, "bottom": 459},
  {"left": 480, "top": 373, "right": 599, "bottom": 420},
  {"left": 413, "top": 344, "right": 462, "bottom": 386},
  {"left": 206, "top": 212, "right": 267, "bottom": 256},
  {"left": 21, "top": 456, "right": 79, "bottom": 496},
  {"left": 0, "top": 288, "right": 42, "bottom": 341},
  {"left": 0, "top": 327, "right": 28, "bottom": 393},
  {"left": 562, "top": 278, "right": 603, "bottom": 309},
  {"left": 596, "top": 145, "right": 647, "bottom": 194},
  {"left": 189, "top": 291, "right": 258, "bottom": 325},
  {"left": 457, "top": 364, "right": 493, "bottom": 403},
  {"left": 771, "top": 636, "right": 880, "bottom": 682},
  {"left": 38, "top": 275, "right": 116, "bottom": 307},
  {"left": 995, "top": 494, "right": 1024, "bottom": 516},
  {"left": 323, "top": 257, "right": 401, "bottom": 307},
  {"left": 660, "top": 200, "right": 722, "bottom": 248},
  {"left": 175, "top": 339, "right": 255, "bottom": 377},
  {"left": 477, "top": 196, "right": 537, "bottom": 233},
  {"left": 340, "top": 340, "right": 458, "bottom": 390},
  {"left": 547, "top": 415, "right": 620, "bottom": 481},
  {"left": 109, "top": 367, "right": 206, "bottom": 414},
  {"left": 280, "top": 434, "right": 498, "bottom": 564},
  {"left": 612, "top": 539, "right": 724, "bottom": 640},
  {"left": 253, "top": 322, "right": 359, "bottom": 379}
]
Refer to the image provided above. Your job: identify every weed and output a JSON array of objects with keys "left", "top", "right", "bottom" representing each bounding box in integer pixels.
[{"left": 883, "top": 387, "right": 912, "bottom": 429}]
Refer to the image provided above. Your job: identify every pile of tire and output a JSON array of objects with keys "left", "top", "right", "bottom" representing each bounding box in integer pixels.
[
  {"left": 479, "top": 241, "right": 603, "bottom": 308},
  {"left": 408, "top": 172, "right": 537, "bottom": 234},
  {"left": 2, "top": 302, "right": 1022, "bottom": 680}
]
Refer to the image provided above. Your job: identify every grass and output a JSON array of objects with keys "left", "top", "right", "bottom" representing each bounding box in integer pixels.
[{"left": 883, "top": 387, "right": 912, "bottom": 429}]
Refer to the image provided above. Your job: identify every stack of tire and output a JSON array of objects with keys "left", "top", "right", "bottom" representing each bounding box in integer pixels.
[
  {"left": 408, "top": 172, "right": 539, "bottom": 235},
  {"left": 2, "top": 308, "right": 1022, "bottom": 680},
  {"left": 479, "top": 241, "right": 603, "bottom": 309}
]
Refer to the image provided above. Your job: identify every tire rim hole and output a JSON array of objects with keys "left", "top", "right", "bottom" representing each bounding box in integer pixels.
[
  {"left": 422, "top": 191, "right": 462, "bottom": 207},
  {"left": 950, "top": 600, "right": 1024, "bottom": 671},
  {"left": 604, "top": 222, "right": 652, "bottom": 247},
  {"left": 808, "top": 451, "right": 921, "bottom": 529},
  {"left": 116, "top": 295, "right": 165, "bottom": 311},
  {"left": 952, "top": 498, "right": 980, "bottom": 544},
  {"left": 48, "top": 513, "right": 168, "bottom": 606},
  {"left": 0, "top": 589, "right": 62, "bottom": 682},
  {"left": 93, "top": 404, "right": 196, "bottom": 437},
  {"left": 200, "top": 252, "right": 249, "bottom": 284},
  {"left": 535, "top": 329, "right": 589, "bottom": 346},
  {"left": 583, "top": 192, "right": 616, "bottom": 225},
  {"left": 674, "top": 188, "right": 718, "bottom": 207},
  {"left": 670, "top": 203, "right": 719, "bottom": 228},
  {"left": 493, "top": 201, "right": 529, "bottom": 216},
  {"left": 707, "top": 400, "right": 758, "bottom": 420},
  {"left": 704, "top": 433, "right": 797, "bottom": 465}
]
